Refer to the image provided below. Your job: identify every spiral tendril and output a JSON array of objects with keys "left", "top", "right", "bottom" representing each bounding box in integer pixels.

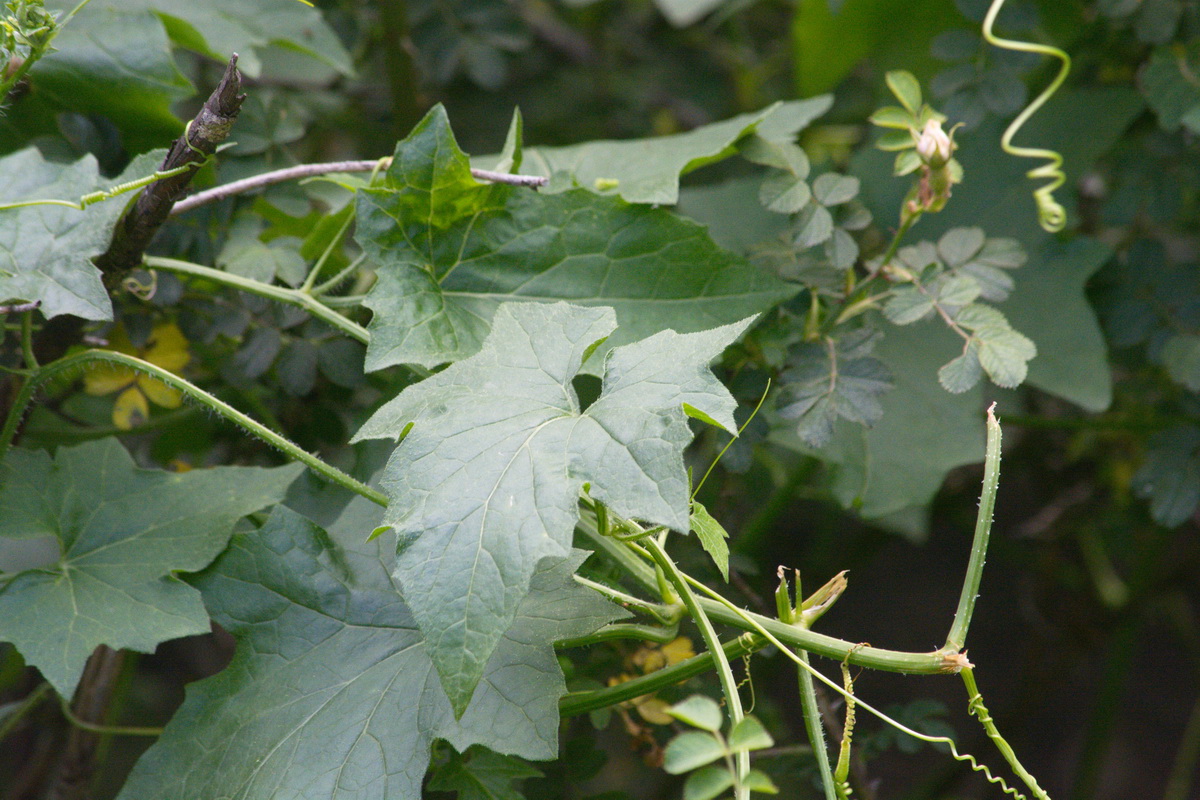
[{"left": 981, "top": 0, "right": 1071, "bottom": 233}]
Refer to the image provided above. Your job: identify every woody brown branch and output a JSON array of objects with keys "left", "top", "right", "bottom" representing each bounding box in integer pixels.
[{"left": 94, "top": 54, "right": 246, "bottom": 289}]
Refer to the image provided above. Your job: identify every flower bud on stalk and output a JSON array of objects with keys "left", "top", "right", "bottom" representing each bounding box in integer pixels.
[{"left": 915, "top": 119, "right": 954, "bottom": 167}]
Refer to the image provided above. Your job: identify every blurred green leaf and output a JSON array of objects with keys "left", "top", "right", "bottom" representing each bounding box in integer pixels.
[
  {"left": 664, "top": 732, "right": 727, "bottom": 774},
  {"left": 689, "top": 503, "right": 731, "bottom": 582},
  {"left": 429, "top": 745, "right": 543, "bottom": 800},
  {"left": 521, "top": 99, "right": 832, "bottom": 206}
]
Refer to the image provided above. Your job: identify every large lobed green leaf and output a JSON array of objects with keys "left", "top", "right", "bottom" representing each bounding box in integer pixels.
[
  {"left": 518, "top": 97, "right": 832, "bottom": 205},
  {"left": 5, "top": 5, "right": 192, "bottom": 154},
  {"left": 357, "top": 106, "right": 795, "bottom": 372},
  {"left": 117, "top": 500, "right": 621, "bottom": 800},
  {"left": 0, "top": 148, "right": 164, "bottom": 320},
  {"left": 57, "top": 0, "right": 355, "bottom": 79},
  {"left": 353, "top": 301, "right": 750, "bottom": 713},
  {"left": 0, "top": 440, "right": 301, "bottom": 697}
]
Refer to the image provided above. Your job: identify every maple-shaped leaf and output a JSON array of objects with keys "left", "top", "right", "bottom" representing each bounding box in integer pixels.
[
  {"left": 116, "top": 500, "right": 622, "bottom": 800},
  {"left": 0, "top": 440, "right": 301, "bottom": 697},
  {"left": 778, "top": 329, "right": 893, "bottom": 447},
  {"left": 355, "top": 105, "right": 794, "bottom": 371},
  {"left": 353, "top": 301, "right": 750, "bottom": 714},
  {"left": 0, "top": 148, "right": 164, "bottom": 320}
]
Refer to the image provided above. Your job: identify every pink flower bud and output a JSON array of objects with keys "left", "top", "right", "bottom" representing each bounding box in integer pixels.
[{"left": 916, "top": 119, "right": 953, "bottom": 166}]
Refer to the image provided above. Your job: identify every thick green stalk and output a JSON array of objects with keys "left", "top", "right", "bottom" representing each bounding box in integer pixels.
[
  {"left": 579, "top": 517, "right": 953, "bottom": 674},
  {"left": 0, "top": 350, "right": 386, "bottom": 507},
  {"left": 944, "top": 404, "right": 1002, "bottom": 652},
  {"left": 144, "top": 256, "right": 369, "bottom": 344},
  {"left": 644, "top": 537, "right": 750, "bottom": 800},
  {"left": 798, "top": 649, "right": 837, "bottom": 800},
  {"left": 559, "top": 635, "right": 763, "bottom": 717}
]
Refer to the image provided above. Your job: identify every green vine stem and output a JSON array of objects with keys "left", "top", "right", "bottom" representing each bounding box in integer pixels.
[
  {"left": 0, "top": 350, "right": 387, "bottom": 507},
  {"left": 643, "top": 536, "right": 751, "bottom": 800},
  {"left": 981, "top": 0, "right": 1070, "bottom": 233},
  {"left": 143, "top": 256, "right": 370, "bottom": 344},
  {"left": 577, "top": 514, "right": 956, "bottom": 674},
  {"left": 58, "top": 694, "right": 163, "bottom": 738},
  {"left": 961, "top": 668, "right": 1050, "bottom": 800},
  {"left": 777, "top": 569, "right": 837, "bottom": 800},
  {"left": 944, "top": 402, "right": 1002, "bottom": 653},
  {"left": 683, "top": 573, "right": 1036, "bottom": 800},
  {"left": 559, "top": 634, "right": 763, "bottom": 717},
  {"left": 0, "top": 682, "right": 52, "bottom": 742}
]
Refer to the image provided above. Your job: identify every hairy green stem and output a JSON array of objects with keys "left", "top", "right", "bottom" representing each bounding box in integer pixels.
[
  {"left": 0, "top": 350, "right": 386, "bottom": 507},
  {"left": 299, "top": 209, "right": 356, "bottom": 294},
  {"left": 798, "top": 647, "right": 837, "bottom": 800},
  {"left": 944, "top": 403, "right": 1002, "bottom": 652},
  {"left": 578, "top": 516, "right": 953, "bottom": 674},
  {"left": 961, "top": 668, "right": 1050, "bottom": 799},
  {"left": 144, "top": 256, "right": 369, "bottom": 344},
  {"left": 20, "top": 310, "right": 37, "bottom": 369},
  {"left": 643, "top": 537, "right": 750, "bottom": 800},
  {"left": 684, "top": 569, "right": 1034, "bottom": 799},
  {"left": 556, "top": 622, "right": 680, "bottom": 648},
  {"left": 559, "top": 634, "right": 763, "bottom": 717}
]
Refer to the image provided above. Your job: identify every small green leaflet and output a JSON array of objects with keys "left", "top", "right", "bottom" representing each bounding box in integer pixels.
[
  {"left": 428, "top": 746, "right": 543, "bottom": 800},
  {"left": 1134, "top": 426, "right": 1200, "bottom": 528},
  {"left": 689, "top": 502, "right": 730, "bottom": 582},
  {"left": 778, "top": 329, "right": 893, "bottom": 447},
  {"left": 0, "top": 440, "right": 301, "bottom": 697},
  {"left": 518, "top": 97, "right": 832, "bottom": 205},
  {"left": 353, "top": 302, "right": 750, "bottom": 715},
  {"left": 0, "top": 149, "right": 166, "bottom": 320},
  {"left": 1141, "top": 45, "right": 1200, "bottom": 134},
  {"left": 356, "top": 105, "right": 795, "bottom": 371},
  {"left": 117, "top": 501, "right": 621, "bottom": 800}
]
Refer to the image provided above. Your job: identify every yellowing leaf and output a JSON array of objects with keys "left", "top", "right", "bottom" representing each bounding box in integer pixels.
[{"left": 113, "top": 385, "right": 149, "bottom": 430}]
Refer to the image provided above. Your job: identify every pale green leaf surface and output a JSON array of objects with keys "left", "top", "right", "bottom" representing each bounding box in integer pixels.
[
  {"left": 689, "top": 502, "right": 730, "bottom": 582},
  {"left": 664, "top": 732, "right": 727, "bottom": 774},
  {"left": 358, "top": 107, "right": 794, "bottom": 371},
  {"left": 518, "top": 98, "right": 832, "bottom": 205},
  {"left": 352, "top": 302, "right": 749, "bottom": 714},
  {"left": 428, "top": 746, "right": 542, "bottom": 800},
  {"left": 63, "top": 0, "right": 354, "bottom": 78},
  {"left": 0, "top": 440, "right": 301, "bottom": 697},
  {"left": 668, "top": 695, "right": 724, "bottom": 732},
  {"left": 728, "top": 716, "right": 774, "bottom": 751},
  {"left": 0, "top": 149, "right": 164, "bottom": 320},
  {"left": 1163, "top": 334, "right": 1200, "bottom": 391},
  {"left": 116, "top": 501, "right": 621, "bottom": 800},
  {"left": 759, "top": 172, "right": 812, "bottom": 214},
  {"left": 683, "top": 766, "right": 735, "bottom": 800}
]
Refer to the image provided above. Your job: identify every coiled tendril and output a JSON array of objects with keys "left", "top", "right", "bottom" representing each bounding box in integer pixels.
[{"left": 981, "top": 0, "right": 1071, "bottom": 233}]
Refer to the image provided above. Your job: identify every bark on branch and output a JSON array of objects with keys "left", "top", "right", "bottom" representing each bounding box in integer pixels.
[{"left": 94, "top": 54, "right": 245, "bottom": 288}]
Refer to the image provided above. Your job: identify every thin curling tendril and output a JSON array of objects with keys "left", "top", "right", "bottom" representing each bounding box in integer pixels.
[
  {"left": 625, "top": 545, "right": 1039, "bottom": 800},
  {"left": 981, "top": 0, "right": 1071, "bottom": 232}
]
